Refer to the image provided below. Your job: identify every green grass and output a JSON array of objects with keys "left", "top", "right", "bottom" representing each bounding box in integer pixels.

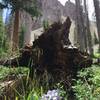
[
  {"left": 0, "top": 66, "right": 29, "bottom": 81},
  {"left": 0, "top": 64, "right": 100, "bottom": 100},
  {"left": 0, "top": 66, "right": 45, "bottom": 100},
  {"left": 73, "top": 64, "right": 100, "bottom": 100}
]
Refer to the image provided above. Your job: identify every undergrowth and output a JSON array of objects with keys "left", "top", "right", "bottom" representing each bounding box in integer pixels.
[
  {"left": 73, "top": 64, "right": 100, "bottom": 100},
  {"left": 0, "top": 52, "right": 99, "bottom": 99}
]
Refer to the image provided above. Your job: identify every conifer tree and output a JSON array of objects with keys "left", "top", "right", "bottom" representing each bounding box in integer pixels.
[{"left": 0, "top": 0, "right": 40, "bottom": 50}]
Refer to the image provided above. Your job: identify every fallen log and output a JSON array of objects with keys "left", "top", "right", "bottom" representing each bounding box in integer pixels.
[
  {"left": 0, "top": 17, "right": 92, "bottom": 81},
  {"left": 0, "top": 17, "right": 92, "bottom": 99}
]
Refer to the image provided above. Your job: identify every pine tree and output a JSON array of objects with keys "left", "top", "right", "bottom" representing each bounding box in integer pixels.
[
  {"left": 0, "top": 0, "right": 40, "bottom": 50},
  {"left": 0, "top": 9, "right": 5, "bottom": 50},
  {"left": 75, "top": 0, "right": 87, "bottom": 52},
  {"left": 84, "top": 0, "right": 93, "bottom": 54},
  {"left": 93, "top": 0, "right": 100, "bottom": 51}
]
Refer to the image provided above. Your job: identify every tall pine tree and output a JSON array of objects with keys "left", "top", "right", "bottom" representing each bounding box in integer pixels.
[
  {"left": 0, "top": 9, "right": 5, "bottom": 51},
  {"left": 93, "top": 0, "right": 100, "bottom": 51},
  {"left": 0, "top": 0, "right": 40, "bottom": 50}
]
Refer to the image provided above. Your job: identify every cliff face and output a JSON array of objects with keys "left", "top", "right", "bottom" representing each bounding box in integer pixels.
[
  {"left": 64, "top": 1, "right": 76, "bottom": 20},
  {"left": 41, "top": 0, "right": 76, "bottom": 20},
  {"left": 41, "top": 0, "right": 63, "bottom": 22},
  {"left": 21, "top": 0, "right": 77, "bottom": 44},
  {"left": 32, "top": 0, "right": 76, "bottom": 30}
]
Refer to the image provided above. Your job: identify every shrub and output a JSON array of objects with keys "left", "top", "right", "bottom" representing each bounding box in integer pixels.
[{"left": 73, "top": 64, "right": 100, "bottom": 100}]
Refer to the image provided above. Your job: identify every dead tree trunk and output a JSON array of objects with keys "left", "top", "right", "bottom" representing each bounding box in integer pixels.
[
  {"left": 12, "top": 10, "right": 19, "bottom": 50},
  {"left": 84, "top": 0, "right": 93, "bottom": 54},
  {"left": 93, "top": 0, "right": 100, "bottom": 51},
  {"left": 0, "top": 17, "right": 92, "bottom": 99},
  {"left": 75, "top": 0, "right": 87, "bottom": 52}
]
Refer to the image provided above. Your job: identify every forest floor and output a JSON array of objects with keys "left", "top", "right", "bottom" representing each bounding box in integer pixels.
[
  {"left": 0, "top": 18, "right": 99, "bottom": 99},
  {"left": 0, "top": 63, "right": 100, "bottom": 99}
]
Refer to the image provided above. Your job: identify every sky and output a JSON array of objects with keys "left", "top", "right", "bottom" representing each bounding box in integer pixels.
[{"left": 58, "top": 0, "right": 69, "bottom": 5}]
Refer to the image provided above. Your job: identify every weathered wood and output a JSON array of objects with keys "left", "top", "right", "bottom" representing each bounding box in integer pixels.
[
  {"left": 1, "top": 17, "right": 92, "bottom": 75},
  {"left": 0, "top": 17, "right": 93, "bottom": 99},
  {"left": 0, "top": 17, "right": 92, "bottom": 91}
]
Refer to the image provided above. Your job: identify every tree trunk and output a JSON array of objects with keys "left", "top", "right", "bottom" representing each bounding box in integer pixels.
[
  {"left": 12, "top": 10, "right": 19, "bottom": 50},
  {"left": 93, "top": 0, "right": 100, "bottom": 51},
  {"left": 84, "top": 0, "right": 93, "bottom": 54},
  {"left": 75, "top": 0, "right": 87, "bottom": 52}
]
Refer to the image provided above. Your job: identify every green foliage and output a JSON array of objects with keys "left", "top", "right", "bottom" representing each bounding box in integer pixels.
[
  {"left": 0, "top": 66, "right": 28, "bottom": 81},
  {"left": 0, "top": 0, "right": 40, "bottom": 50},
  {"left": 43, "top": 20, "right": 49, "bottom": 31},
  {"left": 27, "top": 92, "right": 39, "bottom": 100},
  {"left": 0, "top": 66, "right": 42, "bottom": 99},
  {"left": 0, "top": 66, "right": 68, "bottom": 99},
  {"left": 0, "top": 0, "right": 40, "bottom": 17},
  {"left": 93, "top": 52, "right": 100, "bottom": 58},
  {"left": 0, "top": 15, "right": 5, "bottom": 49},
  {"left": 26, "top": 87, "right": 43, "bottom": 100},
  {"left": 0, "top": 12, "right": 9, "bottom": 58},
  {"left": 55, "top": 83, "right": 68, "bottom": 99},
  {"left": 13, "top": 70, "right": 43, "bottom": 100},
  {"left": 0, "top": 66, "right": 29, "bottom": 96},
  {"left": 73, "top": 64, "right": 100, "bottom": 100}
]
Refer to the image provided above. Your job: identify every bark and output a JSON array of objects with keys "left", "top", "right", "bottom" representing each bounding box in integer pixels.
[
  {"left": 12, "top": 10, "right": 19, "bottom": 50},
  {"left": 2, "top": 18, "right": 92, "bottom": 74},
  {"left": 93, "top": 0, "right": 100, "bottom": 51},
  {"left": 0, "top": 18, "right": 92, "bottom": 99},
  {"left": 84, "top": 0, "right": 93, "bottom": 54},
  {"left": 75, "top": 0, "right": 87, "bottom": 52},
  {"left": 20, "top": 11, "right": 33, "bottom": 45}
]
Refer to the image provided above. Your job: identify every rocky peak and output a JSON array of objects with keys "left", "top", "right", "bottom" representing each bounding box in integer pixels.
[
  {"left": 64, "top": 1, "right": 76, "bottom": 20},
  {"left": 23, "top": 0, "right": 77, "bottom": 44},
  {"left": 41, "top": 0, "right": 63, "bottom": 22},
  {"left": 34, "top": 0, "right": 76, "bottom": 29}
]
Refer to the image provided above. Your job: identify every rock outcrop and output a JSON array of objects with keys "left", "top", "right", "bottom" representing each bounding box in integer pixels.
[
  {"left": 41, "top": 0, "right": 63, "bottom": 22},
  {"left": 32, "top": 0, "right": 76, "bottom": 30},
  {"left": 63, "top": 1, "right": 76, "bottom": 20},
  {"left": 17, "top": 0, "right": 78, "bottom": 45}
]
